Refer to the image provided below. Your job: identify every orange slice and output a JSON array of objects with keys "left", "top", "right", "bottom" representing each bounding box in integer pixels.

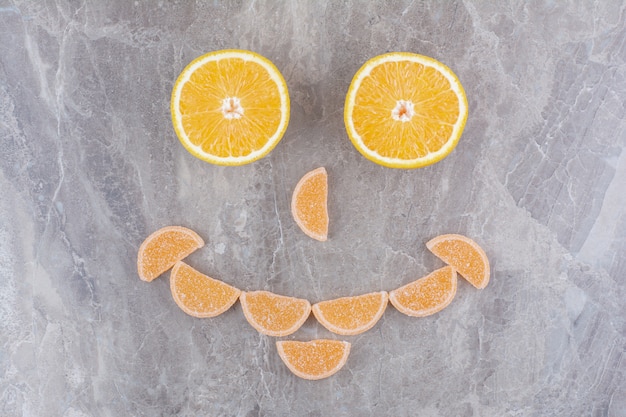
[
  {"left": 171, "top": 49, "right": 290, "bottom": 165},
  {"left": 240, "top": 291, "right": 311, "bottom": 337},
  {"left": 169, "top": 261, "right": 241, "bottom": 318},
  {"left": 276, "top": 339, "right": 351, "bottom": 380},
  {"left": 312, "top": 291, "right": 388, "bottom": 335},
  {"left": 389, "top": 266, "right": 457, "bottom": 317},
  {"left": 291, "top": 167, "right": 328, "bottom": 241},
  {"left": 426, "top": 234, "right": 490, "bottom": 289},
  {"left": 137, "top": 226, "right": 204, "bottom": 282},
  {"left": 344, "top": 52, "right": 468, "bottom": 169}
]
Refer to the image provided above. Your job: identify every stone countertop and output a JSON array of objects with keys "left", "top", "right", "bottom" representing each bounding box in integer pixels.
[{"left": 1, "top": 1, "right": 625, "bottom": 416}]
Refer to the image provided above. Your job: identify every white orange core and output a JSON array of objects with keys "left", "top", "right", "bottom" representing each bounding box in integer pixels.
[
  {"left": 221, "top": 97, "right": 244, "bottom": 119},
  {"left": 391, "top": 100, "right": 415, "bottom": 122}
]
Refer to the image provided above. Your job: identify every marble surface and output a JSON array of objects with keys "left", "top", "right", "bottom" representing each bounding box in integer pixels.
[{"left": 1, "top": 1, "right": 625, "bottom": 416}]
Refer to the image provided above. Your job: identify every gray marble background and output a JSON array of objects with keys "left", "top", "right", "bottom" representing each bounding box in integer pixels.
[{"left": 1, "top": 1, "right": 625, "bottom": 416}]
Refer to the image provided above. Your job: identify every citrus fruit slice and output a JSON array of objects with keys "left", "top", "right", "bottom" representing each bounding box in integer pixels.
[
  {"left": 291, "top": 167, "right": 328, "bottom": 241},
  {"left": 389, "top": 266, "right": 457, "bottom": 317},
  {"left": 169, "top": 261, "right": 241, "bottom": 318},
  {"left": 344, "top": 52, "right": 468, "bottom": 169},
  {"left": 276, "top": 339, "right": 351, "bottom": 380},
  {"left": 312, "top": 291, "right": 388, "bottom": 335},
  {"left": 240, "top": 291, "right": 311, "bottom": 337},
  {"left": 426, "top": 234, "right": 490, "bottom": 289},
  {"left": 137, "top": 226, "right": 204, "bottom": 282},
  {"left": 171, "top": 49, "right": 290, "bottom": 165}
]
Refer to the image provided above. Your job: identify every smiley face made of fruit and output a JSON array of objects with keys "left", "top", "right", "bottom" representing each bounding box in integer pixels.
[{"left": 138, "top": 50, "right": 489, "bottom": 380}]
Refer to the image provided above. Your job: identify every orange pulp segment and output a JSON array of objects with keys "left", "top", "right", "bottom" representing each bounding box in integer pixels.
[
  {"left": 389, "top": 266, "right": 457, "bottom": 317},
  {"left": 171, "top": 49, "right": 290, "bottom": 165},
  {"left": 426, "top": 234, "right": 490, "bottom": 289},
  {"left": 312, "top": 291, "right": 388, "bottom": 335},
  {"left": 276, "top": 339, "right": 351, "bottom": 380},
  {"left": 137, "top": 226, "right": 204, "bottom": 282},
  {"left": 291, "top": 167, "right": 328, "bottom": 241},
  {"left": 169, "top": 261, "right": 241, "bottom": 318},
  {"left": 344, "top": 52, "right": 468, "bottom": 169},
  {"left": 240, "top": 291, "right": 311, "bottom": 337}
]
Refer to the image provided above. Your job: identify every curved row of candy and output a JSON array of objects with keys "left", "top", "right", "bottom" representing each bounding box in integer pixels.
[{"left": 137, "top": 226, "right": 489, "bottom": 379}]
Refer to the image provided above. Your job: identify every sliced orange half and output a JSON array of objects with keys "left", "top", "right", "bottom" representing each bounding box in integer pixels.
[
  {"left": 344, "top": 52, "right": 468, "bottom": 169},
  {"left": 137, "top": 226, "right": 204, "bottom": 282},
  {"left": 171, "top": 49, "right": 290, "bottom": 166},
  {"left": 426, "top": 234, "right": 490, "bottom": 289},
  {"left": 291, "top": 167, "right": 328, "bottom": 241},
  {"left": 276, "top": 339, "right": 351, "bottom": 380},
  {"left": 169, "top": 261, "right": 241, "bottom": 318},
  {"left": 240, "top": 291, "right": 311, "bottom": 337},
  {"left": 312, "top": 291, "right": 388, "bottom": 336},
  {"left": 389, "top": 266, "right": 457, "bottom": 317}
]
